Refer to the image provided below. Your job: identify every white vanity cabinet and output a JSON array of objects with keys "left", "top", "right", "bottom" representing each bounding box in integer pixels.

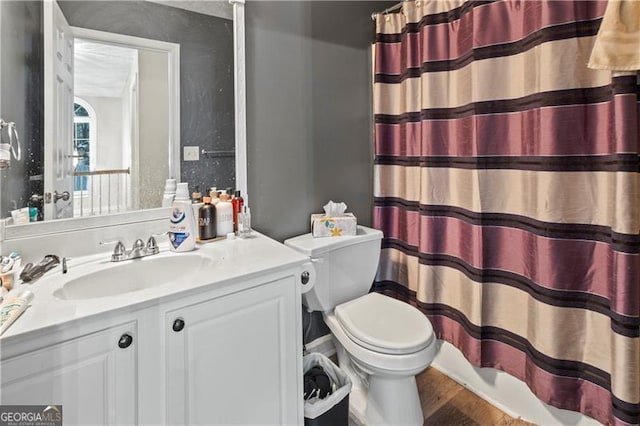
[
  {"left": 0, "top": 322, "right": 137, "bottom": 425},
  {"left": 0, "top": 235, "right": 307, "bottom": 426},
  {"left": 164, "top": 276, "right": 301, "bottom": 425}
]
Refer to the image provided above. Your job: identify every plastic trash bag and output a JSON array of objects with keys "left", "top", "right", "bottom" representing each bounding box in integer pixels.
[{"left": 303, "top": 352, "right": 352, "bottom": 420}]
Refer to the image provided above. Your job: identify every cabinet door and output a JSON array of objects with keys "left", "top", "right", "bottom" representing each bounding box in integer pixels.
[
  {"left": 166, "top": 277, "right": 300, "bottom": 425},
  {"left": 0, "top": 322, "right": 137, "bottom": 426}
]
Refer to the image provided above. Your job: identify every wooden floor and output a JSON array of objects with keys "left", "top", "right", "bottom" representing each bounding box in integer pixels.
[{"left": 417, "top": 367, "right": 534, "bottom": 425}]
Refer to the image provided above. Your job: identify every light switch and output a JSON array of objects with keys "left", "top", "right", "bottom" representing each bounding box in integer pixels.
[{"left": 184, "top": 146, "right": 199, "bottom": 161}]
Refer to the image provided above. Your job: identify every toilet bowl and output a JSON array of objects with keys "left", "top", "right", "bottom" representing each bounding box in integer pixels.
[
  {"left": 284, "top": 226, "right": 436, "bottom": 425},
  {"left": 325, "top": 293, "right": 437, "bottom": 425}
]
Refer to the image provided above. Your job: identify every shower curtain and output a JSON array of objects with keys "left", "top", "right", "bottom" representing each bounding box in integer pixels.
[{"left": 372, "top": 1, "right": 640, "bottom": 425}]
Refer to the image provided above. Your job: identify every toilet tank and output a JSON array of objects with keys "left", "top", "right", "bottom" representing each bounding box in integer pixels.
[{"left": 284, "top": 226, "right": 383, "bottom": 312}]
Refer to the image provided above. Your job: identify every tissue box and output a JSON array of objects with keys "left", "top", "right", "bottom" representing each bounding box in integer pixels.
[{"left": 311, "top": 213, "right": 357, "bottom": 237}]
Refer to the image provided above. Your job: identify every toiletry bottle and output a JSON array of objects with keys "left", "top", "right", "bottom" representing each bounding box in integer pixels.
[
  {"left": 28, "top": 207, "right": 37, "bottom": 222},
  {"left": 216, "top": 192, "right": 234, "bottom": 236},
  {"left": 238, "top": 205, "right": 252, "bottom": 238},
  {"left": 192, "top": 186, "right": 204, "bottom": 223},
  {"left": 232, "top": 190, "right": 244, "bottom": 232},
  {"left": 192, "top": 186, "right": 202, "bottom": 203},
  {"left": 199, "top": 197, "right": 217, "bottom": 240},
  {"left": 209, "top": 188, "right": 220, "bottom": 205},
  {"left": 169, "top": 182, "right": 197, "bottom": 252},
  {"left": 162, "top": 178, "right": 177, "bottom": 208}
]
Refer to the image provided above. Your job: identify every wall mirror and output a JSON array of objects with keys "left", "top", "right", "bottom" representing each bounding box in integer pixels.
[{"left": 0, "top": 0, "right": 246, "bottom": 237}]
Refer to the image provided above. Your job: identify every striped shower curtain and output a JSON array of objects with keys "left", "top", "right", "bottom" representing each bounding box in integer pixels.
[{"left": 372, "top": 1, "right": 640, "bottom": 425}]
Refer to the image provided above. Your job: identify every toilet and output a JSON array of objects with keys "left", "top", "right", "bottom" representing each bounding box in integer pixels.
[{"left": 285, "top": 225, "right": 436, "bottom": 426}]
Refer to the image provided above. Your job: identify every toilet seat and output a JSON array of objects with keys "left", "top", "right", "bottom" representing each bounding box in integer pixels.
[
  {"left": 323, "top": 311, "right": 436, "bottom": 377},
  {"left": 334, "top": 292, "right": 434, "bottom": 355}
]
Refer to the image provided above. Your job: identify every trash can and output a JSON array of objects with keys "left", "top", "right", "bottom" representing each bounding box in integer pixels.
[{"left": 303, "top": 352, "right": 352, "bottom": 426}]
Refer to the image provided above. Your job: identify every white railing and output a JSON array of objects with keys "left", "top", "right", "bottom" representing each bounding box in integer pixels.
[{"left": 73, "top": 168, "right": 130, "bottom": 217}]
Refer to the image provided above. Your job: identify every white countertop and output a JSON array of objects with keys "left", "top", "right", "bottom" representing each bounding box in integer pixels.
[{"left": 1, "top": 232, "right": 309, "bottom": 343}]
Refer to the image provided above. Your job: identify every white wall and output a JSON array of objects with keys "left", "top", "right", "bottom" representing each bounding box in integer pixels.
[
  {"left": 137, "top": 50, "right": 168, "bottom": 210},
  {"left": 82, "top": 95, "right": 125, "bottom": 169}
]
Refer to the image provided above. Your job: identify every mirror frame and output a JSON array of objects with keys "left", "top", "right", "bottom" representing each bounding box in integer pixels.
[{"left": 0, "top": 0, "right": 246, "bottom": 241}]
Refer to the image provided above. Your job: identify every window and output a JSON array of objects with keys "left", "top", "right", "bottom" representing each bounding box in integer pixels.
[{"left": 73, "top": 98, "right": 95, "bottom": 191}]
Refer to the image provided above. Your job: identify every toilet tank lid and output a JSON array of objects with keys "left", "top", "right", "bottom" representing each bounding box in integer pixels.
[{"left": 284, "top": 225, "right": 383, "bottom": 257}]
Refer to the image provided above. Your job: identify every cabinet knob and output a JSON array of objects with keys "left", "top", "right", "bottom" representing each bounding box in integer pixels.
[
  {"left": 172, "top": 318, "right": 185, "bottom": 332},
  {"left": 301, "top": 271, "right": 310, "bottom": 285},
  {"left": 118, "top": 333, "right": 133, "bottom": 349}
]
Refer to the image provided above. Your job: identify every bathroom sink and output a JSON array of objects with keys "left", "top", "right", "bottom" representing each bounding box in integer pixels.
[{"left": 53, "top": 252, "right": 219, "bottom": 300}]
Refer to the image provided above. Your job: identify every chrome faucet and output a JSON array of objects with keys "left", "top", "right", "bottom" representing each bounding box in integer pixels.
[
  {"left": 129, "top": 239, "right": 146, "bottom": 258},
  {"left": 100, "top": 235, "right": 161, "bottom": 262}
]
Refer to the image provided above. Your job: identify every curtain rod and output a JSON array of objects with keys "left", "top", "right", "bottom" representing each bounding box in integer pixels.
[{"left": 371, "top": 1, "right": 404, "bottom": 21}]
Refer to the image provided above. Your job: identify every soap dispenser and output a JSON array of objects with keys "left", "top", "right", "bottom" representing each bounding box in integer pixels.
[{"left": 169, "top": 182, "right": 197, "bottom": 252}]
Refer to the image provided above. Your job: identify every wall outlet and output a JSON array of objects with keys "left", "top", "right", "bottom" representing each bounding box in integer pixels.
[{"left": 184, "top": 146, "right": 199, "bottom": 161}]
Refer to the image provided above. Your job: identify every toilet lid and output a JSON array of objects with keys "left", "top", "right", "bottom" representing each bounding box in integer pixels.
[{"left": 334, "top": 293, "right": 434, "bottom": 355}]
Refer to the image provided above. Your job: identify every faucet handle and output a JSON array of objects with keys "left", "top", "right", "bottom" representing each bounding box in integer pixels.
[
  {"left": 146, "top": 233, "right": 165, "bottom": 254},
  {"left": 146, "top": 236, "right": 157, "bottom": 249},
  {"left": 100, "top": 240, "right": 126, "bottom": 261},
  {"left": 132, "top": 239, "right": 145, "bottom": 250}
]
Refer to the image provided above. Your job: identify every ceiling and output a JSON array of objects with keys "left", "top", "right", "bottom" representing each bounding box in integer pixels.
[{"left": 74, "top": 40, "right": 138, "bottom": 98}]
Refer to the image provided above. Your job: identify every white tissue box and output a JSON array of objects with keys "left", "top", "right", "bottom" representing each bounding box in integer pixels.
[{"left": 311, "top": 213, "right": 357, "bottom": 237}]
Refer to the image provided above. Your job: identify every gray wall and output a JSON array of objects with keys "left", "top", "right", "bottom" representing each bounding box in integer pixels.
[
  {"left": 246, "top": 1, "right": 394, "bottom": 242},
  {"left": 0, "top": 1, "right": 43, "bottom": 218},
  {"left": 59, "top": 1, "right": 236, "bottom": 197}
]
